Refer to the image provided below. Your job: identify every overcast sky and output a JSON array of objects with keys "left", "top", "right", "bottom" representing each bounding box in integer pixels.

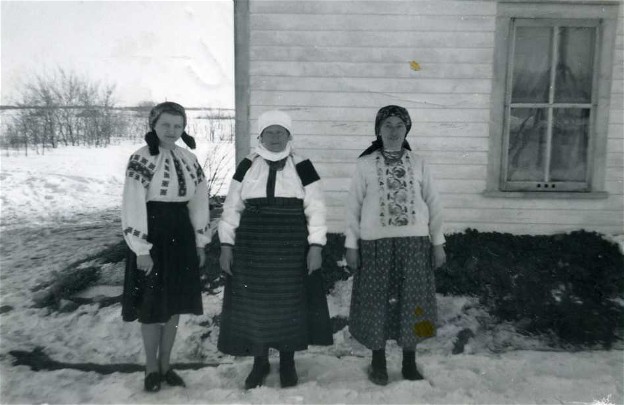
[{"left": 1, "top": 0, "right": 234, "bottom": 108}]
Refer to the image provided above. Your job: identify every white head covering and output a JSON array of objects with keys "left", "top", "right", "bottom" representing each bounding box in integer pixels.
[
  {"left": 255, "top": 110, "right": 294, "bottom": 162},
  {"left": 257, "top": 110, "right": 292, "bottom": 136}
]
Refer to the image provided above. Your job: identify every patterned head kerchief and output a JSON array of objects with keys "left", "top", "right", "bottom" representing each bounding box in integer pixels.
[
  {"left": 145, "top": 101, "right": 195, "bottom": 155},
  {"left": 359, "top": 105, "right": 412, "bottom": 157},
  {"left": 374, "top": 105, "right": 412, "bottom": 136},
  {"left": 149, "top": 101, "right": 187, "bottom": 130}
]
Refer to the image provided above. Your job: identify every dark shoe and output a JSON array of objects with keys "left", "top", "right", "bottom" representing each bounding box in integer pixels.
[
  {"left": 245, "top": 361, "right": 270, "bottom": 390},
  {"left": 367, "top": 365, "right": 388, "bottom": 386},
  {"left": 402, "top": 363, "right": 424, "bottom": 381},
  {"left": 163, "top": 369, "right": 186, "bottom": 387},
  {"left": 368, "top": 349, "right": 388, "bottom": 386},
  {"left": 144, "top": 372, "right": 161, "bottom": 392},
  {"left": 279, "top": 364, "right": 298, "bottom": 388}
]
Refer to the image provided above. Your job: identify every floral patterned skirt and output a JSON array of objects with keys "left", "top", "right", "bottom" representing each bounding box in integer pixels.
[{"left": 349, "top": 236, "right": 437, "bottom": 350}]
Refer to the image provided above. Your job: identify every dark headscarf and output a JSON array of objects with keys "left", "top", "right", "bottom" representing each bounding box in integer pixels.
[
  {"left": 144, "top": 101, "right": 196, "bottom": 156},
  {"left": 359, "top": 105, "right": 412, "bottom": 157}
]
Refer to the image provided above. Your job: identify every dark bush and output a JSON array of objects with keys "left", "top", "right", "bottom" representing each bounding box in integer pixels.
[{"left": 436, "top": 229, "right": 624, "bottom": 348}]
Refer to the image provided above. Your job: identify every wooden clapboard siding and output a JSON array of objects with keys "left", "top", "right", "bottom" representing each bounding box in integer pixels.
[
  {"left": 284, "top": 121, "right": 490, "bottom": 137},
  {"left": 250, "top": 91, "right": 491, "bottom": 109},
  {"left": 252, "top": 135, "right": 489, "bottom": 151},
  {"left": 250, "top": 62, "right": 493, "bottom": 79},
  {"left": 324, "top": 191, "right": 624, "bottom": 210},
  {"left": 301, "top": 149, "right": 489, "bottom": 165},
  {"left": 250, "top": 76, "right": 493, "bottom": 94},
  {"left": 250, "top": 47, "right": 494, "bottom": 64},
  {"left": 609, "top": 124, "right": 623, "bottom": 138},
  {"left": 250, "top": 14, "right": 496, "bottom": 32},
  {"left": 243, "top": 0, "right": 624, "bottom": 236},
  {"left": 250, "top": 1, "right": 497, "bottom": 16},
  {"left": 249, "top": 106, "right": 491, "bottom": 122},
  {"left": 250, "top": 31, "right": 494, "bottom": 48}
]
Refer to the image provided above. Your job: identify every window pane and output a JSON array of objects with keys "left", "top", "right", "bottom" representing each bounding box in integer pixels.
[
  {"left": 507, "top": 108, "right": 548, "bottom": 181},
  {"left": 555, "top": 27, "right": 595, "bottom": 103},
  {"left": 550, "top": 109, "right": 589, "bottom": 181},
  {"left": 511, "top": 27, "right": 552, "bottom": 103}
]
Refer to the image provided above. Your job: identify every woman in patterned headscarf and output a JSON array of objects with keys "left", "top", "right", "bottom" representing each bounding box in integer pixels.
[
  {"left": 121, "top": 101, "right": 210, "bottom": 392},
  {"left": 345, "top": 105, "right": 447, "bottom": 386}
]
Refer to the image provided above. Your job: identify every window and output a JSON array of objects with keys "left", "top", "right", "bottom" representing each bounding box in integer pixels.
[{"left": 486, "top": 1, "right": 619, "bottom": 196}]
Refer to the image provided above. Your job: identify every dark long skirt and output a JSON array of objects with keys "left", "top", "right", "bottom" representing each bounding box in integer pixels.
[
  {"left": 218, "top": 197, "right": 332, "bottom": 357},
  {"left": 122, "top": 201, "right": 203, "bottom": 324},
  {"left": 349, "top": 237, "right": 437, "bottom": 350}
]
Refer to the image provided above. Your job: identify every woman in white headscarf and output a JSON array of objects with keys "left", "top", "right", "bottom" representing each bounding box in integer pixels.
[{"left": 217, "top": 110, "right": 332, "bottom": 389}]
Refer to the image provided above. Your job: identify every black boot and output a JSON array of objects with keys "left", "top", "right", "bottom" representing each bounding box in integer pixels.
[
  {"left": 279, "top": 351, "right": 298, "bottom": 388},
  {"left": 402, "top": 349, "right": 424, "bottom": 381},
  {"left": 245, "top": 355, "right": 270, "bottom": 390},
  {"left": 144, "top": 371, "right": 161, "bottom": 392},
  {"left": 162, "top": 369, "right": 186, "bottom": 387},
  {"left": 368, "top": 349, "right": 388, "bottom": 386}
]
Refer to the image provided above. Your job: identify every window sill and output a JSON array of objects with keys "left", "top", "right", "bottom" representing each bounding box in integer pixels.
[{"left": 482, "top": 190, "right": 609, "bottom": 199}]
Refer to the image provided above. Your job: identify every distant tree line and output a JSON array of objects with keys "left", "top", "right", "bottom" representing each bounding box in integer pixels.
[
  {"left": 1, "top": 68, "right": 126, "bottom": 155},
  {"left": 1, "top": 68, "right": 236, "bottom": 156}
]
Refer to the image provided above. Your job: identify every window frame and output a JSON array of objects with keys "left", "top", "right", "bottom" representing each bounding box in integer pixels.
[{"left": 485, "top": 0, "right": 619, "bottom": 198}]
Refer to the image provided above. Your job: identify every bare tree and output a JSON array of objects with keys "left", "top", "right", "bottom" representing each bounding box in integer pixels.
[{"left": 3, "top": 67, "right": 123, "bottom": 153}]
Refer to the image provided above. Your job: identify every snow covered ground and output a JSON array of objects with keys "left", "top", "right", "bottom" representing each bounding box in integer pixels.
[{"left": 0, "top": 141, "right": 622, "bottom": 404}]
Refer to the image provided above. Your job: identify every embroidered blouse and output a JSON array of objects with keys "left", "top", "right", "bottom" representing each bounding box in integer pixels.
[
  {"left": 345, "top": 149, "right": 445, "bottom": 249},
  {"left": 121, "top": 145, "right": 211, "bottom": 256},
  {"left": 218, "top": 152, "right": 327, "bottom": 246}
]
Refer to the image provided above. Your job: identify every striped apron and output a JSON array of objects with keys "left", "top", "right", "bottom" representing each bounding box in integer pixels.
[{"left": 218, "top": 197, "right": 310, "bottom": 356}]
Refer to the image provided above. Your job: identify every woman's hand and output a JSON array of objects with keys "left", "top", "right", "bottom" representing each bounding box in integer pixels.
[
  {"left": 220, "top": 245, "right": 233, "bottom": 275},
  {"left": 433, "top": 244, "right": 446, "bottom": 269},
  {"left": 346, "top": 248, "right": 360, "bottom": 271},
  {"left": 136, "top": 254, "right": 154, "bottom": 275},
  {"left": 197, "top": 247, "right": 206, "bottom": 268},
  {"left": 307, "top": 245, "right": 323, "bottom": 274}
]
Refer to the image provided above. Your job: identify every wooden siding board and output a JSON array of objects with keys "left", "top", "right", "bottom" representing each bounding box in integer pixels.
[
  {"left": 250, "top": 14, "right": 496, "bottom": 32},
  {"left": 249, "top": 46, "right": 494, "bottom": 64},
  {"left": 276, "top": 121, "right": 490, "bottom": 137},
  {"left": 443, "top": 208, "right": 620, "bottom": 226},
  {"left": 324, "top": 191, "right": 623, "bottom": 210},
  {"left": 498, "top": 3, "right": 620, "bottom": 19},
  {"left": 300, "top": 149, "right": 489, "bottom": 165},
  {"left": 249, "top": 106, "right": 491, "bottom": 123},
  {"left": 258, "top": 135, "right": 489, "bottom": 151},
  {"left": 315, "top": 162, "right": 487, "bottom": 180},
  {"left": 324, "top": 207, "right": 621, "bottom": 225},
  {"left": 323, "top": 177, "right": 489, "bottom": 193},
  {"left": 250, "top": 1, "right": 497, "bottom": 16},
  {"left": 249, "top": 31, "right": 494, "bottom": 48},
  {"left": 607, "top": 152, "right": 623, "bottom": 167},
  {"left": 608, "top": 124, "right": 624, "bottom": 139},
  {"left": 250, "top": 90, "right": 491, "bottom": 109},
  {"left": 606, "top": 137, "right": 623, "bottom": 154},
  {"left": 250, "top": 76, "right": 493, "bottom": 94},
  {"left": 249, "top": 62, "right": 493, "bottom": 79}
]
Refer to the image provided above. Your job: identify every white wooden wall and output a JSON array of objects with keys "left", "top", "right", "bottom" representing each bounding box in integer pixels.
[{"left": 244, "top": 0, "right": 623, "bottom": 235}]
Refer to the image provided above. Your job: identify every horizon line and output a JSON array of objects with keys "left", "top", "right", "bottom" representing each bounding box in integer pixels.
[{"left": 0, "top": 105, "right": 235, "bottom": 111}]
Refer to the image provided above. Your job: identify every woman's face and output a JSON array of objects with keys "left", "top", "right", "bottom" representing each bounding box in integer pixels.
[
  {"left": 154, "top": 113, "right": 185, "bottom": 149},
  {"left": 379, "top": 116, "right": 407, "bottom": 151},
  {"left": 260, "top": 125, "right": 290, "bottom": 152}
]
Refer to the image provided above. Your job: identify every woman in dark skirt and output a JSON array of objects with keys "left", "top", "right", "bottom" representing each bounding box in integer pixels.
[
  {"left": 218, "top": 110, "right": 332, "bottom": 389},
  {"left": 345, "top": 105, "right": 447, "bottom": 386},
  {"left": 121, "top": 102, "right": 210, "bottom": 392}
]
